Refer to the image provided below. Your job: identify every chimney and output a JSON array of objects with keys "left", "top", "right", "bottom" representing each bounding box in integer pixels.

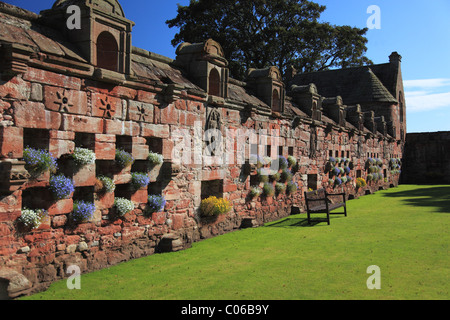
[{"left": 389, "top": 52, "right": 402, "bottom": 66}]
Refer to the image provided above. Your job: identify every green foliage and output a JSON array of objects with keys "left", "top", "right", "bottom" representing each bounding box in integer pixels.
[
  {"left": 287, "top": 156, "right": 297, "bottom": 168},
  {"left": 166, "top": 0, "right": 371, "bottom": 81},
  {"left": 97, "top": 176, "right": 116, "bottom": 193},
  {"left": 275, "top": 182, "right": 286, "bottom": 195},
  {"left": 249, "top": 187, "right": 262, "bottom": 199},
  {"left": 257, "top": 168, "right": 270, "bottom": 183},
  {"left": 263, "top": 183, "right": 275, "bottom": 197}
]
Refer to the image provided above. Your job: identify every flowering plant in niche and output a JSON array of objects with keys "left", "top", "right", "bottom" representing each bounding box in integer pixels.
[
  {"left": 115, "top": 149, "right": 134, "bottom": 168},
  {"left": 19, "top": 208, "right": 47, "bottom": 230},
  {"left": 147, "top": 195, "right": 166, "bottom": 214},
  {"left": 72, "top": 201, "right": 96, "bottom": 223},
  {"left": 131, "top": 172, "right": 150, "bottom": 190},
  {"left": 72, "top": 147, "right": 96, "bottom": 167},
  {"left": 49, "top": 175, "right": 75, "bottom": 200},
  {"left": 148, "top": 152, "right": 164, "bottom": 166},
  {"left": 262, "top": 183, "right": 275, "bottom": 197},
  {"left": 200, "top": 196, "right": 231, "bottom": 217},
  {"left": 287, "top": 181, "right": 298, "bottom": 194},
  {"left": 275, "top": 182, "right": 286, "bottom": 195},
  {"left": 114, "top": 197, "right": 135, "bottom": 217},
  {"left": 95, "top": 176, "right": 116, "bottom": 193},
  {"left": 23, "top": 147, "right": 58, "bottom": 177},
  {"left": 249, "top": 187, "right": 262, "bottom": 199}
]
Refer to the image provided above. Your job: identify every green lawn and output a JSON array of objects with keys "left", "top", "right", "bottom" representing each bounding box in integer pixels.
[{"left": 22, "top": 184, "right": 449, "bottom": 300}]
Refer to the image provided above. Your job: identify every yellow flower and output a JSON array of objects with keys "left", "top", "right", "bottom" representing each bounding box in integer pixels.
[{"left": 200, "top": 196, "right": 231, "bottom": 217}]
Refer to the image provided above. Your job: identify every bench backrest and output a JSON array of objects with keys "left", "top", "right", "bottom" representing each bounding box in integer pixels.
[{"left": 304, "top": 188, "right": 326, "bottom": 200}]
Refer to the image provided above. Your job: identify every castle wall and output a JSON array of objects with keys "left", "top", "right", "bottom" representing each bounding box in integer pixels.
[
  {"left": 0, "top": 64, "right": 403, "bottom": 296},
  {"left": 0, "top": 1, "right": 405, "bottom": 298}
]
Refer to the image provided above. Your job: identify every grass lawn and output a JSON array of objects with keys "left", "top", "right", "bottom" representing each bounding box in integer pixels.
[{"left": 22, "top": 184, "right": 449, "bottom": 300}]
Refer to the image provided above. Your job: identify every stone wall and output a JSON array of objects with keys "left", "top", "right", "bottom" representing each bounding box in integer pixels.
[
  {"left": 0, "top": 1, "right": 405, "bottom": 298},
  {"left": 402, "top": 132, "right": 450, "bottom": 184}
]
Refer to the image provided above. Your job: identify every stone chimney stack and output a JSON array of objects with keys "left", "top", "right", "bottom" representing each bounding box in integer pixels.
[{"left": 389, "top": 52, "right": 402, "bottom": 67}]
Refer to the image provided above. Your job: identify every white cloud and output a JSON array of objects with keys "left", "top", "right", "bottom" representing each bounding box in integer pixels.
[
  {"left": 404, "top": 78, "right": 450, "bottom": 89},
  {"left": 404, "top": 78, "right": 450, "bottom": 113},
  {"left": 406, "top": 91, "right": 450, "bottom": 112}
]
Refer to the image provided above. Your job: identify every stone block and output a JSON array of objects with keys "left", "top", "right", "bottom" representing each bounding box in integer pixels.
[
  {"left": 140, "top": 123, "right": 170, "bottom": 138},
  {"left": 0, "top": 126, "right": 23, "bottom": 159},
  {"left": 58, "top": 159, "right": 96, "bottom": 187},
  {"left": 48, "top": 198, "right": 73, "bottom": 216},
  {"left": 61, "top": 114, "right": 103, "bottom": 133},
  {"left": 49, "top": 138, "right": 75, "bottom": 158},
  {"left": 13, "top": 101, "right": 61, "bottom": 130},
  {"left": 91, "top": 93, "right": 123, "bottom": 119},
  {"left": 44, "top": 86, "right": 88, "bottom": 115},
  {"left": 94, "top": 192, "right": 115, "bottom": 210},
  {"left": 23, "top": 68, "right": 81, "bottom": 90},
  {"left": 130, "top": 188, "right": 148, "bottom": 204},
  {"left": 127, "top": 100, "right": 154, "bottom": 123},
  {"left": 104, "top": 119, "right": 140, "bottom": 136}
]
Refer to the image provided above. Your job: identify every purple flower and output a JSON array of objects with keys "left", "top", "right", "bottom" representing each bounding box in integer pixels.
[
  {"left": 72, "top": 200, "right": 96, "bottom": 223},
  {"left": 131, "top": 172, "right": 150, "bottom": 189},
  {"left": 147, "top": 195, "right": 166, "bottom": 214},
  {"left": 49, "top": 175, "right": 75, "bottom": 200},
  {"left": 23, "top": 147, "right": 58, "bottom": 177}
]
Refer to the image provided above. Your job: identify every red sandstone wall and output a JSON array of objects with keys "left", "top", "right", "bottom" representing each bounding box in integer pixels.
[{"left": 0, "top": 64, "right": 403, "bottom": 297}]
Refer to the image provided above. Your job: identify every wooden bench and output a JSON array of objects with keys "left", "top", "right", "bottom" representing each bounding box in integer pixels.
[{"left": 304, "top": 189, "right": 347, "bottom": 225}]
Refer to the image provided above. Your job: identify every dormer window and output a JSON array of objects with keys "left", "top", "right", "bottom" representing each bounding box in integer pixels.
[
  {"left": 208, "top": 68, "right": 221, "bottom": 96},
  {"left": 175, "top": 39, "right": 229, "bottom": 99},
  {"left": 96, "top": 31, "right": 119, "bottom": 72},
  {"left": 246, "top": 66, "right": 285, "bottom": 114}
]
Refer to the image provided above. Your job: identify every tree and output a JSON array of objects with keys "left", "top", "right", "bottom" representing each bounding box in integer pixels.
[{"left": 166, "top": 0, "right": 372, "bottom": 81}]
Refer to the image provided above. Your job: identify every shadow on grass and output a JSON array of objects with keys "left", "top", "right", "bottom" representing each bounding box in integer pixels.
[
  {"left": 265, "top": 215, "right": 327, "bottom": 228},
  {"left": 382, "top": 185, "right": 450, "bottom": 214}
]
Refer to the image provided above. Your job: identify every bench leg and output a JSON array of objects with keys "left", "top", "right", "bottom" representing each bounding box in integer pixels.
[{"left": 327, "top": 211, "right": 331, "bottom": 225}]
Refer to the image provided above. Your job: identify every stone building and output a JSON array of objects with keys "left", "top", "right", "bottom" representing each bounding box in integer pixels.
[{"left": 0, "top": 0, "right": 405, "bottom": 298}]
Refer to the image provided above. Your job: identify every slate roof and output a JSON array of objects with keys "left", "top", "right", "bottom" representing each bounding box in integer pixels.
[{"left": 289, "top": 65, "right": 398, "bottom": 105}]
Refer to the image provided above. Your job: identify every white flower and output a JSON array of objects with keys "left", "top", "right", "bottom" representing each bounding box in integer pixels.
[
  {"left": 114, "top": 198, "right": 135, "bottom": 216},
  {"left": 148, "top": 152, "right": 164, "bottom": 165},
  {"left": 73, "top": 147, "right": 96, "bottom": 166},
  {"left": 19, "top": 209, "right": 46, "bottom": 230}
]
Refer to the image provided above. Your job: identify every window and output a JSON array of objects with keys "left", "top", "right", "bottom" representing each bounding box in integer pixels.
[
  {"left": 307, "top": 174, "right": 318, "bottom": 191},
  {"left": 96, "top": 32, "right": 118, "bottom": 72},
  {"left": 75, "top": 133, "right": 95, "bottom": 150},
  {"left": 201, "top": 180, "right": 223, "bottom": 200},
  {"left": 208, "top": 68, "right": 221, "bottom": 96},
  {"left": 399, "top": 91, "right": 404, "bottom": 123},
  {"left": 116, "top": 135, "right": 132, "bottom": 153},
  {"left": 272, "top": 89, "right": 281, "bottom": 112},
  {"left": 288, "top": 147, "right": 294, "bottom": 157},
  {"left": 23, "top": 128, "right": 49, "bottom": 151}
]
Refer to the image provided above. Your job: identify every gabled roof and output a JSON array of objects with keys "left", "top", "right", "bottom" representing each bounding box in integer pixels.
[{"left": 289, "top": 65, "right": 398, "bottom": 105}]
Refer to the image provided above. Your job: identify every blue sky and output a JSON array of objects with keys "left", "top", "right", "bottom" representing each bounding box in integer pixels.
[{"left": 5, "top": 0, "right": 450, "bottom": 133}]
